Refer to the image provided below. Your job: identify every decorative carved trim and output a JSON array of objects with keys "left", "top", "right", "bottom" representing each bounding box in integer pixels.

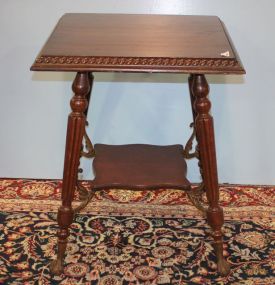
[
  {"left": 35, "top": 55, "right": 240, "bottom": 68},
  {"left": 80, "top": 122, "right": 95, "bottom": 158},
  {"left": 183, "top": 122, "right": 199, "bottom": 160}
]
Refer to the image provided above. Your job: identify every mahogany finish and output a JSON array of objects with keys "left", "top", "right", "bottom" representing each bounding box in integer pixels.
[
  {"left": 92, "top": 144, "right": 190, "bottom": 190},
  {"left": 188, "top": 75, "right": 204, "bottom": 179},
  {"left": 31, "top": 14, "right": 245, "bottom": 74},
  {"left": 192, "top": 74, "right": 230, "bottom": 275},
  {"left": 49, "top": 72, "right": 90, "bottom": 274},
  {"left": 30, "top": 14, "right": 245, "bottom": 277}
]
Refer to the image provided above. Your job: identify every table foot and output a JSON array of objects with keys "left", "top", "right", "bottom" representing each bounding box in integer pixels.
[
  {"left": 214, "top": 242, "right": 231, "bottom": 276},
  {"left": 207, "top": 207, "right": 230, "bottom": 276},
  {"left": 217, "top": 256, "right": 231, "bottom": 276},
  {"left": 52, "top": 207, "right": 72, "bottom": 275},
  {"left": 49, "top": 258, "right": 64, "bottom": 275}
]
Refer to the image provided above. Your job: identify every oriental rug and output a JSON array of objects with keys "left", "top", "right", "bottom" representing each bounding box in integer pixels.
[{"left": 0, "top": 179, "right": 274, "bottom": 285}]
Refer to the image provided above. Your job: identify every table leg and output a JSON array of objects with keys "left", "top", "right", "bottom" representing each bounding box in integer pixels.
[
  {"left": 77, "top": 73, "right": 95, "bottom": 200},
  {"left": 188, "top": 74, "right": 203, "bottom": 178},
  {"left": 192, "top": 74, "right": 230, "bottom": 276},
  {"left": 50, "top": 72, "right": 90, "bottom": 275}
]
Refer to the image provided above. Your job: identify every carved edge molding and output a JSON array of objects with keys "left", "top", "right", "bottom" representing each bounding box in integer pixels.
[{"left": 34, "top": 55, "right": 241, "bottom": 69}]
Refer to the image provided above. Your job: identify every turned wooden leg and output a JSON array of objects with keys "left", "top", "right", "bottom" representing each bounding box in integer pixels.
[
  {"left": 188, "top": 74, "right": 204, "bottom": 180},
  {"left": 50, "top": 72, "right": 90, "bottom": 275},
  {"left": 192, "top": 74, "right": 230, "bottom": 276},
  {"left": 78, "top": 73, "right": 95, "bottom": 200}
]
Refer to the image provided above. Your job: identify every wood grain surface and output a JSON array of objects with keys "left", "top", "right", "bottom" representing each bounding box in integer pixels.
[
  {"left": 31, "top": 14, "right": 245, "bottom": 74},
  {"left": 91, "top": 144, "right": 191, "bottom": 190}
]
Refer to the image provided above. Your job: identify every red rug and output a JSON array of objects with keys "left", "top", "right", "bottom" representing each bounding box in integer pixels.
[{"left": 0, "top": 179, "right": 274, "bottom": 284}]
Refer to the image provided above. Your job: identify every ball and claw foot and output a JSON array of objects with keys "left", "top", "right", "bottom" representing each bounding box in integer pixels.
[
  {"left": 217, "top": 257, "right": 231, "bottom": 276},
  {"left": 49, "top": 259, "right": 64, "bottom": 275}
]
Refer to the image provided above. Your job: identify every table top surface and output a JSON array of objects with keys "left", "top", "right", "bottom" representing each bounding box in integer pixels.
[{"left": 31, "top": 13, "right": 245, "bottom": 74}]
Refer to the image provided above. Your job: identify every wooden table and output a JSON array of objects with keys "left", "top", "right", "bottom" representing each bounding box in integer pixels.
[{"left": 31, "top": 14, "right": 245, "bottom": 276}]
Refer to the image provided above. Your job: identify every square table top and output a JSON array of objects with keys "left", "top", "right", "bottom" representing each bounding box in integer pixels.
[{"left": 31, "top": 13, "right": 245, "bottom": 74}]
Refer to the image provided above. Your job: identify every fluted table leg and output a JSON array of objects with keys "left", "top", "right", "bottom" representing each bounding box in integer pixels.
[
  {"left": 192, "top": 74, "right": 230, "bottom": 276},
  {"left": 50, "top": 72, "right": 90, "bottom": 275}
]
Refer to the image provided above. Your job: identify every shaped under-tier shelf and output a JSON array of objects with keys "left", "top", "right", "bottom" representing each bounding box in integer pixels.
[{"left": 91, "top": 144, "right": 191, "bottom": 190}]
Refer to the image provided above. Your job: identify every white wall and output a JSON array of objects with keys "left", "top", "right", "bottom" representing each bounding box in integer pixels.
[{"left": 0, "top": 0, "right": 274, "bottom": 184}]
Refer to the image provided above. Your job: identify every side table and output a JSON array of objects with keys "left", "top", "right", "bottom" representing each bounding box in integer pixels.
[{"left": 31, "top": 14, "right": 245, "bottom": 276}]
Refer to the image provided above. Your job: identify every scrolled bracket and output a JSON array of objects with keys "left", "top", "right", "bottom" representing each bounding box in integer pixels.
[
  {"left": 76, "top": 121, "right": 95, "bottom": 212},
  {"left": 183, "top": 123, "right": 199, "bottom": 160},
  {"left": 74, "top": 182, "right": 95, "bottom": 214},
  {"left": 80, "top": 121, "right": 95, "bottom": 158},
  {"left": 187, "top": 183, "right": 207, "bottom": 214}
]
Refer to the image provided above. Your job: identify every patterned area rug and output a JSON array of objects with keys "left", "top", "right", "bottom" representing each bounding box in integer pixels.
[{"left": 0, "top": 179, "right": 274, "bottom": 285}]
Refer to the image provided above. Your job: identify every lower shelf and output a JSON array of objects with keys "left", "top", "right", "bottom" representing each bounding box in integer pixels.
[{"left": 91, "top": 144, "right": 191, "bottom": 190}]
